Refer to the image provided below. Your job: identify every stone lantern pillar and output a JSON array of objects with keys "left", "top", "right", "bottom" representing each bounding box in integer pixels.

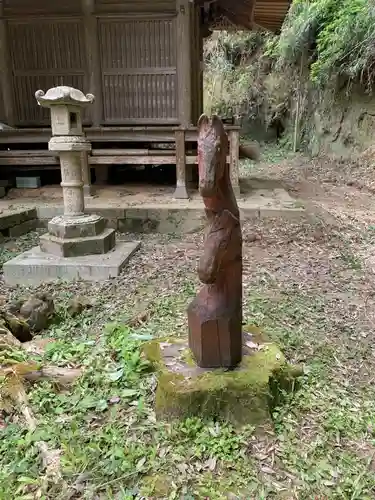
[
  {"left": 36, "top": 86, "right": 91, "bottom": 216},
  {"left": 35, "top": 86, "right": 115, "bottom": 257}
]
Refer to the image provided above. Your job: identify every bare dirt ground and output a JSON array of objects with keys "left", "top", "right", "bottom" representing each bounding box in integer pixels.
[
  {"left": 1, "top": 151, "right": 375, "bottom": 498},
  {"left": 248, "top": 147, "right": 375, "bottom": 228},
  {"left": 1, "top": 179, "right": 296, "bottom": 215}
]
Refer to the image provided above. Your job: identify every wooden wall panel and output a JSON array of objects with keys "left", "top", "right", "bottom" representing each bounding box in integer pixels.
[
  {"left": 10, "top": 20, "right": 85, "bottom": 72},
  {"left": 13, "top": 75, "right": 85, "bottom": 125},
  {"left": 99, "top": 17, "right": 178, "bottom": 124},
  {"left": 4, "top": 0, "right": 81, "bottom": 16},
  {"left": 102, "top": 74, "right": 177, "bottom": 123},
  {"left": 8, "top": 19, "right": 87, "bottom": 126},
  {"left": 95, "top": 0, "right": 176, "bottom": 14}
]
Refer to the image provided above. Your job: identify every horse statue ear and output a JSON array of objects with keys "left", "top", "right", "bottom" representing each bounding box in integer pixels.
[
  {"left": 198, "top": 114, "right": 210, "bottom": 131},
  {"left": 211, "top": 115, "right": 225, "bottom": 136}
]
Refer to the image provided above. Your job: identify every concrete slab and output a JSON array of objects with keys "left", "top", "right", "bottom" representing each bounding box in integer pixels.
[{"left": 3, "top": 240, "right": 141, "bottom": 286}]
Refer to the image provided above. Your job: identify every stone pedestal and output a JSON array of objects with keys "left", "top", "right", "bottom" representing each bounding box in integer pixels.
[
  {"left": 3, "top": 86, "right": 140, "bottom": 285},
  {"left": 143, "top": 327, "right": 303, "bottom": 429}
]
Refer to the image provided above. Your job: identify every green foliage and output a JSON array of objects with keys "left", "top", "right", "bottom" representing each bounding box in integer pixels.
[
  {"left": 271, "top": 0, "right": 375, "bottom": 88},
  {"left": 203, "top": 30, "right": 293, "bottom": 145},
  {"left": 203, "top": 0, "right": 375, "bottom": 152},
  {"left": 204, "top": 30, "right": 272, "bottom": 117}
]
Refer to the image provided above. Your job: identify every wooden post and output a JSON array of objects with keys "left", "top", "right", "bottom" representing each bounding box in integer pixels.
[
  {"left": 0, "top": 1, "right": 15, "bottom": 126},
  {"left": 94, "top": 165, "right": 109, "bottom": 185},
  {"left": 82, "top": 0, "right": 103, "bottom": 127},
  {"left": 81, "top": 152, "right": 93, "bottom": 197},
  {"left": 229, "top": 130, "right": 240, "bottom": 198},
  {"left": 173, "top": 130, "right": 189, "bottom": 199},
  {"left": 186, "top": 162, "right": 195, "bottom": 189},
  {"left": 176, "top": 0, "right": 192, "bottom": 127},
  {"left": 196, "top": 7, "right": 204, "bottom": 120},
  {"left": 175, "top": 0, "right": 191, "bottom": 200}
]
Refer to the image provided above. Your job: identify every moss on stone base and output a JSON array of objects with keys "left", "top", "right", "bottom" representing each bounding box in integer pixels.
[
  {"left": 139, "top": 474, "right": 172, "bottom": 497},
  {"left": 143, "top": 332, "right": 303, "bottom": 428}
]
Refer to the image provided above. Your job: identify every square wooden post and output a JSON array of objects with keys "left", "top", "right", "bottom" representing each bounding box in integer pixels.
[
  {"left": 186, "top": 163, "right": 196, "bottom": 189},
  {"left": 82, "top": 0, "right": 103, "bottom": 126},
  {"left": 173, "top": 129, "right": 189, "bottom": 199},
  {"left": 177, "top": 0, "right": 192, "bottom": 127},
  {"left": 0, "top": 4, "right": 15, "bottom": 127},
  {"left": 94, "top": 165, "right": 109, "bottom": 185},
  {"left": 229, "top": 129, "right": 240, "bottom": 198},
  {"left": 175, "top": 0, "right": 192, "bottom": 200}
]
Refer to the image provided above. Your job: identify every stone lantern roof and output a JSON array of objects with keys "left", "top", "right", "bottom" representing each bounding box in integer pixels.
[{"left": 35, "top": 86, "right": 95, "bottom": 108}]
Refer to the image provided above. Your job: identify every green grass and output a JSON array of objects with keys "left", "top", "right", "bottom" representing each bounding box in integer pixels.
[
  {"left": 1, "top": 278, "right": 375, "bottom": 500},
  {"left": 1, "top": 217, "right": 375, "bottom": 499}
]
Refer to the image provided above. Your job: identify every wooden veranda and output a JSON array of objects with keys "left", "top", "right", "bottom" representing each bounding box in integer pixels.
[{"left": 0, "top": 0, "right": 291, "bottom": 198}]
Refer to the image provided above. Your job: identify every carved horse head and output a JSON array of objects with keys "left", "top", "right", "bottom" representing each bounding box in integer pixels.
[{"left": 197, "top": 114, "right": 229, "bottom": 198}]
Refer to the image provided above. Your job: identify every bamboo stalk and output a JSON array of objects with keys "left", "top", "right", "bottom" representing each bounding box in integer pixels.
[{"left": 293, "top": 50, "right": 306, "bottom": 152}]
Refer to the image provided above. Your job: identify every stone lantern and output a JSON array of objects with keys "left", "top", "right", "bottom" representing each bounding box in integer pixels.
[
  {"left": 35, "top": 86, "right": 115, "bottom": 257},
  {"left": 3, "top": 85, "right": 140, "bottom": 285}
]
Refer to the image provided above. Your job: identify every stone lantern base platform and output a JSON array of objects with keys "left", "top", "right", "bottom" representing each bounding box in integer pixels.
[
  {"left": 3, "top": 240, "right": 140, "bottom": 285},
  {"left": 39, "top": 214, "right": 116, "bottom": 258},
  {"left": 142, "top": 327, "right": 303, "bottom": 429},
  {"left": 39, "top": 228, "right": 116, "bottom": 258}
]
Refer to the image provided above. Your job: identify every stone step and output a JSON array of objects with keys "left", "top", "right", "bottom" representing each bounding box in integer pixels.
[
  {"left": 8, "top": 219, "right": 39, "bottom": 237},
  {"left": 34, "top": 204, "right": 306, "bottom": 236},
  {"left": 0, "top": 208, "right": 38, "bottom": 232}
]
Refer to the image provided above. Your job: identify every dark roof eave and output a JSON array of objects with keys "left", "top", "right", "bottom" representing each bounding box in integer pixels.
[{"left": 195, "top": 0, "right": 291, "bottom": 32}]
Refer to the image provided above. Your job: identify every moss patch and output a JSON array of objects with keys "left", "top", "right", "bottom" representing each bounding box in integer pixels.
[
  {"left": 139, "top": 474, "right": 173, "bottom": 497},
  {"left": 143, "top": 332, "right": 303, "bottom": 429}
]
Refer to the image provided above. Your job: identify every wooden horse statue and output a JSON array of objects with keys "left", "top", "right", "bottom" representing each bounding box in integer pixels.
[{"left": 187, "top": 114, "right": 243, "bottom": 368}]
